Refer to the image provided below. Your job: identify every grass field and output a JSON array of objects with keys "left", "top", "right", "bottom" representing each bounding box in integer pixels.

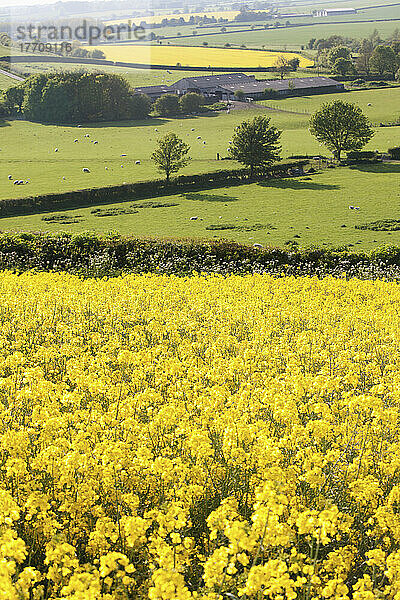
[
  {"left": 0, "top": 86, "right": 399, "bottom": 202},
  {"left": 259, "top": 87, "right": 400, "bottom": 125},
  {"left": 0, "top": 165, "right": 399, "bottom": 251},
  {"left": 161, "top": 20, "right": 400, "bottom": 50},
  {"left": 90, "top": 44, "right": 314, "bottom": 68}
]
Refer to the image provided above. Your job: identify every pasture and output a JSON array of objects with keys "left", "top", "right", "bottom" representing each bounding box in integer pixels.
[
  {"left": 0, "top": 85, "right": 399, "bottom": 202},
  {"left": 90, "top": 44, "right": 313, "bottom": 68},
  {"left": 0, "top": 165, "right": 399, "bottom": 251}
]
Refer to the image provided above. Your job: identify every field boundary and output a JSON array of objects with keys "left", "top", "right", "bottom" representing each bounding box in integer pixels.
[{"left": 0, "top": 161, "right": 308, "bottom": 218}]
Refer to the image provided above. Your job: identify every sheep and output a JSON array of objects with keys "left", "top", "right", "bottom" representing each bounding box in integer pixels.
[
  {"left": 367, "top": 103, "right": 372, "bottom": 106},
  {"left": 82, "top": 168, "right": 90, "bottom": 173},
  {"left": 54, "top": 148, "right": 59, "bottom": 152},
  {"left": 190, "top": 216, "right": 198, "bottom": 220},
  {"left": 253, "top": 243, "right": 263, "bottom": 249},
  {"left": 62, "top": 177, "right": 66, "bottom": 180},
  {"left": 191, "top": 128, "right": 195, "bottom": 131},
  {"left": 155, "top": 129, "right": 158, "bottom": 132},
  {"left": 203, "top": 141, "right": 206, "bottom": 144},
  {"left": 85, "top": 134, "right": 90, "bottom": 138},
  {"left": 93, "top": 141, "right": 98, "bottom": 144},
  {"left": 74, "top": 139, "right": 79, "bottom": 143},
  {"left": 135, "top": 160, "right": 141, "bottom": 164},
  {"left": 105, "top": 167, "right": 108, "bottom": 170},
  {"left": 197, "top": 136, "right": 201, "bottom": 139},
  {"left": 8, "top": 175, "right": 12, "bottom": 180},
  {"left": 349, "top": 205, "right": 354, "bottom": 209},
  {"left": 13, "top": 180, "right": 18, "bottom": 185},
  {"left": 121, "top": 154, "right": 127, "bottom": 157},
  {"left": 121, "top": 165, "right": 124, "bottom": 168}
]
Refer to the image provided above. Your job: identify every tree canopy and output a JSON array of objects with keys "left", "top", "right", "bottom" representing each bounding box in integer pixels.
[
  {"left": 228, "top": 115, "right": 281, "bottom": 175},
  {"left": 151, "top": 133, "right": 191, "bottom": 181},
  {"left": 309, "top": 100, "right": 374, "bottom": 161}
]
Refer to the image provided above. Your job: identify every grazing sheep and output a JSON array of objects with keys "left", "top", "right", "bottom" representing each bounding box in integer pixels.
[
  {"left": 367, "top": 103, "right": 372, "bottom": 106},
  {"left": 135, "top": 160, "right": 140, "bottom": 164},
  {"left": 349, "top": 205, "right": 354, "bottom": 209},
  {"left": 93, "top": 141, "right": 98, "bottom": 144},
  {"left": 354, "top": 206, "right": 360, "bottom": 210},
  {"left": 197, "top": 136, "right": 201, "bottom": 139},
  {"left": 121, "top": 165, "right": 124, "bottom": 168},
  {"left": 190, "top": 216, "right": 198, "bottom": 220},
  {"left": 82, "top": 168, "right": 90, "bottom": 173},
  {"left": 8, "top": 175, "right": 12, "bottom": 180},
  {"left": 54, "top": 148, "right": 58, "bottom": 152},
  {"left": 121, "top": 154, "right": 127, "bottom": 157},
  {"left": 62, "top": 177, "right": 66, "bottom": 180},
  {"left": 253, "top": 243, "right": 263, "bottom": 249},
  {"left": 105, "top": 167, "right": 108, "bottom": 170},
  {"left": 155, "top": 129, "right": 158, "bottom": 132},
  {"left": 203, "top": 141, "right": 206, "bottom": 144},
  {"left": 85, "top": 134, "right": 90, "bottom": 138},
  {"left": 74, "top": 139, "right": 79, "bottom": 143}
]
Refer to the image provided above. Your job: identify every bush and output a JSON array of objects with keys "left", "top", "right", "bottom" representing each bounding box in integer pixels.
[
  {"left": 388, "top": 146, "right": 400, "bottom": 159},
  {"left": 179, "top": 92, "right": 204, "bottom": 114},
  {"left": 345, "top": 150, "right": 381, "bottom": 163},
  {"left": 153, "top": 93, "right": 181, "bottom": 116}
]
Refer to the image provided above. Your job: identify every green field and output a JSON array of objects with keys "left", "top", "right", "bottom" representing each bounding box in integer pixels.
[
  {"left": 259, "top": 87, "right": 400, "bottom": 125},
  {"left": 0, "top": 165, "right": 399, "bottom": 251},
  {"left": 0, "top": 86, "right": 399, "bottom": 202}
]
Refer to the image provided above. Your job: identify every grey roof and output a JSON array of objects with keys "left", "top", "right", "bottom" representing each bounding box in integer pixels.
[
  {"left": 173, "top": 72, "right": 252, "bottom": 89},
  {"left": 134, "top": 84, "right": 172, "bottom": 94},
  {"left": 219, "top": 76, "right": 344, "bottom": 93}
]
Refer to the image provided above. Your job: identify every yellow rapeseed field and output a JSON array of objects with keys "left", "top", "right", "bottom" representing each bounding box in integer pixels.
[
  {"left": 1, "top": 271, "right": 400, "bottom": 598},
  {"left": 106, "top": 11, "right": 240, "bottom": 25},
  {"left": 91, "top": 44, "right": 313, "bottom": 68}
]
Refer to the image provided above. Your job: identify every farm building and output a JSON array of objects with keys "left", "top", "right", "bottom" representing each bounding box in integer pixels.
[
  {"left": 313, "top": 7, "right": 357, "bottom": 16},
  {"left": 133, "top": 74, "right": 345, "bottom": 102},
  {"left": 215, "top": 76, "right": 345, "bottom": 100},
  {"left": 169, "top": 73, "right": 255, "bottom": 97},
  {"left": 133, "top": 84, "right": 172, "bottom": 99}
]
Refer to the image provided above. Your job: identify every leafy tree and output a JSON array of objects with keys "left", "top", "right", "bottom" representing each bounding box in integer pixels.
[
  {"left": 234, "top": 89, "right": 245, "bottom": 101},
  {"left": 151, "top": 132, "right": 191, "bottom": 181},
  {"left": 179, "top": 92, "right": 204, "bottom": 114},
  {"left": 356, "top": 38, "right": 374, "bottom": 74},
  {"left": 309, "top": 100, "right": 374, "bottom": 161},
  {"left": 131, "top": 93, "right": 152, "bottom": 119},
  {"left": 2, "top": 85, "right": 25, "bottom": 113},
  {"left": 369, "top": 45, "right": 398, "bottom": 77},
  {"left": 228, "top": 115, "right": 281, "bottom": 176},
  {"left": 288, "top": 57, "right": 300, "bottom": 70},
  {"left": 154, "top": 93, "right": 181, "bottom": 116},
  {"left": 328, "top": 45, "right": 351, "bottom": 65},
  {"left": 332, "top": 57, "right": 355, "bottom": 76}
]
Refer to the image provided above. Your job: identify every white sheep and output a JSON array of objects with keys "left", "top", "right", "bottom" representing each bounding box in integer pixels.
[
  {"left": 85, "top": 134, "right": 90, "bottom": 138},
  {"left": 349, "top": 205, "right": 354, "bottom": 209},
  {"left": 93, "top": 141, "right": 98, "bottom": 144},
  {"left": 253, "top": 243, "right": 263, "bottom": 249},
  {"left": 54, "top": 148, "right": 59, "bottom": 152},
  {"left": 62, "top": 177, "right": 66, "bottom": 180},
  {"left": 8, "top": 175, "right": 12, "bottom": 180},
  {"left": 190, "top": 216, "right": 198, "bottom": 220},
  {"left": 82, "top": 168, "right": 90, "bottom": 173},
  {"left": 74, "top": 139, "right": 79, "bottom": 142},
  {"left": 135, "top": 160, "right": 141, "bottom": 164},
  {"left": 197, "top": 136, "right": 201, "bottom": 139},
  {"left": 191, "top": 128, "right": 195, "bottom": 131},
  {"left": 121, "top": 154, "right": 127, "bottom": 157}
]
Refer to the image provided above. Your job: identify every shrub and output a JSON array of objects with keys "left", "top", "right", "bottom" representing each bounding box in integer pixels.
[
  {"left": 388, "top": 146, "right": 400, "bottom": 160},
  {"left": 153, "top": 93, "right": 181, "bottom": 116}
]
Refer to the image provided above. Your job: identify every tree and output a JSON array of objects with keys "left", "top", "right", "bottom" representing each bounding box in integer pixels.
[
  {"left": 309, "top": 100, "right": 374, "bottom": 161},
  {"left": 288, "top": 57, "right": 300, "bottom": 71},
  {"left": 153, "top": 94, "right": 181, "bottom": 116},
  {"left": 356, "top": 38, "right": 374, "bottom": 74},
  {"left": 228, "top": 115, "right": 281, "bottom": 176},
  {"left": 131, "top": 93, "right": 152, "bottom": 119},
  {"left": 328, "top": 45, "right": 351, "bottom": 66},
  {"left": 369, "top": 45, "right": 398, "bottom": 77},
  {"left": 2, "top": 85, "right": 25, "bottom": 113},
  {"left": 332, "top": 57, "right": 355, "bottom": 76},
  {"left": 274, "top": 55, "right": 291, "bottom": 79},
  {"left": 151, "top": 133, "right": 191, "bottom": 181},
  {"left": 179, "top": 92, "right": 204, "bottom": 114},
  {"left": 234, "top": 89, "right": 245, "bottom": 101}
]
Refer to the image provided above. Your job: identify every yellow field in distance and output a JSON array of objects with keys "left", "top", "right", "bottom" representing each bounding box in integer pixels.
[
  {"left": 105, "top": 11, "right": 240, "bottom": 25},
  {"left": 91, "top": 44, "right": 314, "bottom": 68}
]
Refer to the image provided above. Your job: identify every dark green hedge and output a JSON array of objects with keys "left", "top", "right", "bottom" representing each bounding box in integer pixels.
[
  {"left": 0, "top": 161, "right": 308, "bottom": 217},
  {"left": 0, "top": 232, "right": 400, "bottom": 280}
]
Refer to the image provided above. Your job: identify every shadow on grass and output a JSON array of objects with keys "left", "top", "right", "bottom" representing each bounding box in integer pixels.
[
  {"left": 349, "top": 163, "right": 400, "bottom": 174},
  {"left": 0, "top": 120, "right": 11, "bottom": 127},
  {"left": 259, "top": 180, "right": 340, "bottom": 191},
  {"left": 181, "top": 192, "right": 239, "bottom": 202}
]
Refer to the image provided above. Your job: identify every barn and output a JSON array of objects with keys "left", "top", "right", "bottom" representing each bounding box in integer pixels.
[{"left": 215, "top": 77, "right": 345, "bottom": 101}]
